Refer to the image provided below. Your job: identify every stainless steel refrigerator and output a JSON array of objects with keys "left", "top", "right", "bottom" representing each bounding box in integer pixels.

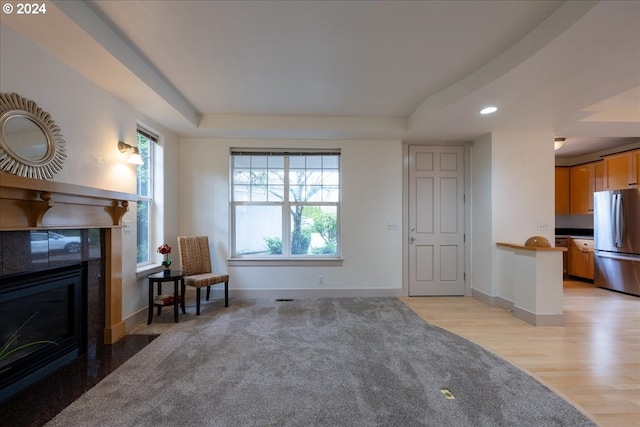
[{"left": 594, "top": 189, "right": 640, "bottom": 296}]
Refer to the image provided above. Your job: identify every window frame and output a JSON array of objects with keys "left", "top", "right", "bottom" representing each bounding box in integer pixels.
[
  {"left": 135, "top": 127, "right": 157, "bottom": 267},
  {"left": 229, "top": 149, "right": 342, "bottom": 262}
]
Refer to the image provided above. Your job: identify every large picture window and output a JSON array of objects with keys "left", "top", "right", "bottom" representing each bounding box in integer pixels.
[
  {"left": 136, "top": 127, "right": 157, "bottom": 265},
  {"left": 231, "top": 150, "right": 340, "bottom": 258}
]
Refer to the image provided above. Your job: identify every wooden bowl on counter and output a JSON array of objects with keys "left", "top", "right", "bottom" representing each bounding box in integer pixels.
[{"left": 524, "top": 235, "right": 551, "bottom": 247}]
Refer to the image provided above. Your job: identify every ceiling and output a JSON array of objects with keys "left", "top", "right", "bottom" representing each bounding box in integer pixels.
[{"left": 2, "top": 0, "right": 639, "bottom": 158}]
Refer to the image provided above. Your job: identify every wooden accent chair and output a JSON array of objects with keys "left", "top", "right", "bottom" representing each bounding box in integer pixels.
[{"left": 177, "top": 236, "right": 229, "bottom": 315}]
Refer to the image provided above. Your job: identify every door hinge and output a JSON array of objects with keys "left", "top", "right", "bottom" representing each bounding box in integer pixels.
[
  {"left": 463, "top": 234, "right": 466, "bottom": 242},
  {"left": 464, "top": 272, "right": 466, "bottom": 281},
  {"left": 463, "top": 194, "right": 466, "bottom": 203}
]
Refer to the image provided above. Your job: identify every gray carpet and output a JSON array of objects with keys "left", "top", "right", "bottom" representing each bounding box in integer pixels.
[{"left": 46, "top": 298, "right": 597, "bottom": 426}]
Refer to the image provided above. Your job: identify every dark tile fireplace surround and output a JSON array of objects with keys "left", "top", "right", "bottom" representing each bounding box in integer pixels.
[
  {"left": 0, "top": 229, "right": 104, "bottom": 403},
  {"left": 0, "top": 173, "right": 151, "bottom": 425}
]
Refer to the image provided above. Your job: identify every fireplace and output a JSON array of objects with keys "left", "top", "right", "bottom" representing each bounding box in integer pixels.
[
  {"left": 0, "top": 264, "right": 85, "bottom": 403},
  {"left": 0, "top": 172, "right": 137, "bottom": 402},
  {"left": 0, "top": 229, "right": 106, "bottom": 403}
]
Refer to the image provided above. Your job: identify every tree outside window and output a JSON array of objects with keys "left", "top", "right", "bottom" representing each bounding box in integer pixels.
[{"left": 231, "top": 151, "right": 340, "bottom": 258}]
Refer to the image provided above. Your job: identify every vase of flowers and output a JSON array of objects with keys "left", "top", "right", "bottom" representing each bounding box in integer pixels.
[{"left": 157, "top": 243, "right": 172, "bottom": 275}]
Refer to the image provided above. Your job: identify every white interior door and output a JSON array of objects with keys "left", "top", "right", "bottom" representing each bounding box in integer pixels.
[{"left": 409, "top": 145, "right": 465, "bottom": 296}]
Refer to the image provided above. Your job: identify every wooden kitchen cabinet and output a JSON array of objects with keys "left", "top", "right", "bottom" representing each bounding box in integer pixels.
[
  {"left": 568, "top": 238, "right": 594, "bottom": 280},
  {"left": 635, "top": 150, "right": 640, "bottom": 187},
  {"left": 569, "top": 161, "right": 603, "bottom": 214},
  {"left": 594, "top": 161, "right": 604, "bottom": 192},
  {"left": 603, "top": 149, "right": 640, "bottom": 190},
  {"left": 555, "top": 167, "right": 570, "bottom": 214}
]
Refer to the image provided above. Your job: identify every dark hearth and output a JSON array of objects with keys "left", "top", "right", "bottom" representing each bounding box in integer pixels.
[{"left": 0, "top": 333, "right": 158, "bottom": 427}]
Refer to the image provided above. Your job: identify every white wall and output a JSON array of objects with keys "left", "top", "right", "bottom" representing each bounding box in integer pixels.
[
  {"left": 179, "top": 138, "right": 404, "bottom": 297},
  {"left": 3, "top": 18, "right": 563, "bottom": 319},
  {"left": 471, "top": 134, "right": 493, "bottom": 295},
  {"left": 0, "top": 23, "right": 181, "bottom": 324},
  {"left": 471, "top": 132, "right": 556, "bottom": 302},
  {"left": 491, "top": 132, "right": 555, "bottom": 243}
]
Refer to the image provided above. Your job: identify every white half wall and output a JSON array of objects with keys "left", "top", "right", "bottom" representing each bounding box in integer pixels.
[{"left": 179, "top": 138, "right": 404, "bottom": 297}]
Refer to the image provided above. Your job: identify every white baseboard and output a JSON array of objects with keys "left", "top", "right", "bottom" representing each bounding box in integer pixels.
[
  {"left": 472, "top": 288, "right": 565, "bottom": 325},
  {"left": 472, "top": 288, "right": 514, "bottom": 310},
  {"left": 471, "top": 288, "right": 493, "bottom": 305},
  {"left": 493, "top": 296, "right": 514, "bottom": 311},
  {"left": 125, "top": 287, "right": 402, "bottom": 334},
  {"left": 512, "top": 306, "right": 565, "bottom": 326},
  {"left": 124, "top": 307, "right": 149, "bottom": 332},
  {"left": 203, "top": 287, "right": 402, "bottom": 299},
  {"left": 127, "top": 286, "right": 563, "bottom": 333}
]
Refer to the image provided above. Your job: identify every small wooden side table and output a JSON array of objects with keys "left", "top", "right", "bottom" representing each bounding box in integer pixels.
[{"left": 146, "top": 270, "right": 186, "bottom": 324}]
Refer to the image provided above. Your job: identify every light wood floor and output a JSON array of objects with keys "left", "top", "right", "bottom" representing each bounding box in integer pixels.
[{"left": 400, "top": 281, "right": 640, "bottom": 427}]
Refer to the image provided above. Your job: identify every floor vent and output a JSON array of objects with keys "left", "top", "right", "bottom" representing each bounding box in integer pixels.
[
  {"left": 275, "top": 298, "right": 294, "bottom": 302},
  {"left": 440, "top": 388, "right": 456, "bottom": 399}
]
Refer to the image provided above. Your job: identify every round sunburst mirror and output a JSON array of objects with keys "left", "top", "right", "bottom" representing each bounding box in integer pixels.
[{"left": 0, "top": 92, "right": 66, "bottom": 179}]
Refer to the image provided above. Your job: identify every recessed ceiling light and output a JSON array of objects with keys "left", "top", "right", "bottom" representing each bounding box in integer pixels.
[{"left": 480, "top": 106, "right": 498, "bottom": 115}]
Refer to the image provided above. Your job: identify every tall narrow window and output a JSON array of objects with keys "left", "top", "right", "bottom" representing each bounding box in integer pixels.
[
  {"left": 136, "top": 127, "right": 157, "bottom": 265},
  {"left": 231, "top": 149, "right": 340, "bottom": 258}
]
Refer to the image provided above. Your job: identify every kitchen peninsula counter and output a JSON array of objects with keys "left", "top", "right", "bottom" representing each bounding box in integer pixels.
[{"left": 494, "top": 241, "right": 565, "bottom": 326}]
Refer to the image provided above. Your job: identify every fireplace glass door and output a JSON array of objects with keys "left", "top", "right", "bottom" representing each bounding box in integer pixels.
[{"left": 0, "top": 264, "right": 85, "bottom": 403}]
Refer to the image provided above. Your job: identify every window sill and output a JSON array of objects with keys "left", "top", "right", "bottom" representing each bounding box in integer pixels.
[
  {"left": 136, "top": 263, "right": 164, "bottom": 279},
  {"left": 227, "top": 258, "right": 343, "bottom": 267}
]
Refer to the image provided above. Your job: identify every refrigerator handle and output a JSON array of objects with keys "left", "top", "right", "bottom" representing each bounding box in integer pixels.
[
  {"left": 618, "top": 193, "right": 625, "bottom": 247},
  {"left": 611, "top": 194, "right": 619, "bottom": 247},
  {"left": 613, "top": 193, "right": 624, "bottom": 248}
]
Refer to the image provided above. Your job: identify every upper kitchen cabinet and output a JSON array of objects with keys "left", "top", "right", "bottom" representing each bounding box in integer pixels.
[
  {"left": 603, "top": 149, "right": 640, "bottom": 190},
  {"left": 555, "top": 167, "right": 570, "bottom": 214},
  {"left": 569, "top": 161, "right": 603, "bottom": 214}
]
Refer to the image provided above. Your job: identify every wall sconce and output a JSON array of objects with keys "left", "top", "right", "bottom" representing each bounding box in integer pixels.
[
  {"left": 554, "top": 137, "right": 566, "bottom": 151},
  {"left": 118, "top": 141, "right": 144, "bottom": 165}
]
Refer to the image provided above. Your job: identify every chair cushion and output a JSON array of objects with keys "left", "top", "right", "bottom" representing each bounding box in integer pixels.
[{"left": 184, "top": 273, "right": 229, "bottom": 289}]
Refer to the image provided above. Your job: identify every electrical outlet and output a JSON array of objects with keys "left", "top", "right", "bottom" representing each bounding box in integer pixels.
[
  {"left": 317, "top": 275, "right": 324, "bottom": 284},
  {"left": 537, "top": 222, "right": 549, "bottom": 231},
  {"left": 388, "top": 222, "right": 399, "bottom": 230}
]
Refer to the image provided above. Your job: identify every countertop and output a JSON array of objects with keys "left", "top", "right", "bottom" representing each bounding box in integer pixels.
[{"left": 497, "top": 242, "right": 567, "bottom": 251}]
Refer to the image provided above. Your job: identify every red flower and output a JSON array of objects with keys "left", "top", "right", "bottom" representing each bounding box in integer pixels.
[{"left": 157, "top": 244, "right": 171, "bottom": 255}]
